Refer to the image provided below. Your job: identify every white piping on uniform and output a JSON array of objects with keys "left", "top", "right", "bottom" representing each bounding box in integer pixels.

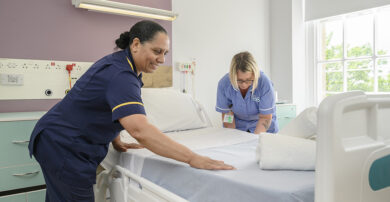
[
  {"left": 216, "top": 106, "right": 230, "bottom": 111},
  {"left": 259, "top": 106, "right": 275, "bottom": 111}
]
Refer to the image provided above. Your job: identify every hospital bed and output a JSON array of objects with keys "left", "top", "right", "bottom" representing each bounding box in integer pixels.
[{"left": 97, "top": 89, "right": 390, "bottom": 202}]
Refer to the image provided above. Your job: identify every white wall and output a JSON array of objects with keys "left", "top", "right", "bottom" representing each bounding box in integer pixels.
[
  {"left": 270, "top": 0, "right": 293, "bottom": 104},
  {"left": 270, "top": 0, "right": 309, "bottom": 113},
  {"left": 172, "top": 0, "right": 270, "bottom": 126},
  {"left": 292, "top": 0, "right": 307, "bottom": 112}
]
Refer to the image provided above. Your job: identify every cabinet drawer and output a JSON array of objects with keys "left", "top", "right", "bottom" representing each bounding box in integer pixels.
[
  {"left": 0, "top": 120, "right": 38, "bottom": 168},
  {"left": 0, "top": 164, "right": 45, "bottom": 192},
  {"left": 0, "top": 193, "right": 26, "bottom": 202},
  {"left": 277, "top": 117, "right": 295, "bottom": 130},
  {"left": 27, "top": 189, "right": 46, "bottom": 202},
  {"left": 276, "top": 105, "right": 296, "bottom": 118}
]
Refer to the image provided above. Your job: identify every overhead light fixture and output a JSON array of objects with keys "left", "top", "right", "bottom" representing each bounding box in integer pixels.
[{"left": 72, "top": 0, "right": 177, "bottom": 21}]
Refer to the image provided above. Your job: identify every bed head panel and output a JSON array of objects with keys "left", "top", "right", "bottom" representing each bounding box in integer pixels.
[
  {"left": 316, "top": 91, "right": 390, "bottom": 202},
  {"left": 142, "top": 66, "right": 172, "bottom": 88}
]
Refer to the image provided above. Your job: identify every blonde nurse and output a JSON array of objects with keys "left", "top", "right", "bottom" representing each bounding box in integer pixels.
[{"left": 216, "top": 51, "right": 278, "bottom": 134}]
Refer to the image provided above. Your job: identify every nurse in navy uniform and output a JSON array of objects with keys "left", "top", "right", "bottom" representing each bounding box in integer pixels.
[{"left": 28, "top": 20, "right": 234, "bottom": 202}]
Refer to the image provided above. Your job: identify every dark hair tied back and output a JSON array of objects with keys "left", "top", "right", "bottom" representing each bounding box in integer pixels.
[
  {"left": 115, "top": 20, "right": 167, "bottom": 50},
  {"left": 115, "top": 31, "right": 131, "bottom": 50}
]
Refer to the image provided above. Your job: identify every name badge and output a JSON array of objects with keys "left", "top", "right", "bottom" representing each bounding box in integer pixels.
[{"left": 223, "top": 114, "right": 234, "bottom": 123}]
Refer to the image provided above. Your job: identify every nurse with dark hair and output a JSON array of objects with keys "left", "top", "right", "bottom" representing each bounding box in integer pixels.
[{"left": 29, "top": 20, "right": 234, "bottom": 202}]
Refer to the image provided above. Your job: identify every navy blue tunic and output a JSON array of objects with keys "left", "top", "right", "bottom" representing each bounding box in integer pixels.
[{"left": 28, "top": 48, "right": 145, "bottom": 188}]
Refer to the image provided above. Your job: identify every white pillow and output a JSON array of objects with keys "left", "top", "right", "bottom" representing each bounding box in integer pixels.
[
  {"left": 256, "top": 133, "right": 316, "bottom": 170},
  {"left": 141, "top": 88, "right": 208, "bottom": 132},
  {"left": 279, "top": 107, "right": 318, "bottom": 139}
]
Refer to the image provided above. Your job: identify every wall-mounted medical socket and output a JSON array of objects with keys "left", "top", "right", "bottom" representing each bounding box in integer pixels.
[
  {"left": 176, "top": 60, "right": 196, "bottom": 73},
  {"left": 0, "top": 58, "right": 93, "bottom": 100}
]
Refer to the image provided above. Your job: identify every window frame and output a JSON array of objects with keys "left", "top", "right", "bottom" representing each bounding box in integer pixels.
[{"left": 314, "top": 7, "right": 390, "bottom": 103}]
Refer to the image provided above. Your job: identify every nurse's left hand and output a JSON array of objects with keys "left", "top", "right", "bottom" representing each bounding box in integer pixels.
[
  {"left": 112, "top": 135, "right": 144, "bottom": 152},
  {"left": 115, "top": 142, "right": 144, "bottom": 152}
]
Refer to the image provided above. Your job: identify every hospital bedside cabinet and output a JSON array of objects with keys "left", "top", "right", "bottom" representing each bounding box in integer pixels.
[
  {"left": 0, "top": 112, "right": 46, "bottom": 201},
  {"left": 0, "top": 190, "right": 45, "bottom": 202},
  {"left": 276, "top": 104, "right": 296, "bottom": 130}
]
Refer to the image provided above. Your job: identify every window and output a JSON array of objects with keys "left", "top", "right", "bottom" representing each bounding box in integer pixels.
[{"left": 316, "top": 7, "right": 390, "bottom": 100}]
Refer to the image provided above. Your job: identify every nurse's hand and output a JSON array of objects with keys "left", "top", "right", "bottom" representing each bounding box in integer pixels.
[
  {"left": 188, "top": 154, "right": 235, "bottom": 170},
  {"left": 112, "top": 135, "right": 144, "bottom": 152}
]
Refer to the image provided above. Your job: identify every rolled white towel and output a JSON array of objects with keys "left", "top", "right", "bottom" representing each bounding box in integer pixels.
[
  {"left": 256, "top": 133, "right": 316, "bottom": 170},
  {"left": 279, "top": 107, "right": 318, "bottom": 139}
]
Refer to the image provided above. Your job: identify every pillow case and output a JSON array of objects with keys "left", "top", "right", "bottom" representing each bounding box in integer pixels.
[
  {"left": 141, "top": 88, "right": 208, "bottom": 132},
  {"left": 256, "top": 133, "right": 316, "bottom": 170},
  {"left": 279, "top": 106, "right": 318, "bottom": 139}
]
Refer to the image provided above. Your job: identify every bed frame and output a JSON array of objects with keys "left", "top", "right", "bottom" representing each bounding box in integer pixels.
[
  {"left": 96, "top": 91, "right": 390, "bottom": 202},
  {"left": 316, "top": 91, "right": 390, "bottom": 202}
]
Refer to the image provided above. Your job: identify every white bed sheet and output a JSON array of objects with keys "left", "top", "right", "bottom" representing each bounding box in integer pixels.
[
  {"left": 141, "top": 140, "right": 314, "bottom": 202},
  {"left": 101, "top": 127, "right": 258, "bottom": 172}
]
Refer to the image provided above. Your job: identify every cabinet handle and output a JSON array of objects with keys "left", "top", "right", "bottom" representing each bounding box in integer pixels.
[
  {"left": 12, "top": 140, "right": 30, "bottom": 144},
  {"left": 12, "top": 170, "right": 40, "bottom": 176}
]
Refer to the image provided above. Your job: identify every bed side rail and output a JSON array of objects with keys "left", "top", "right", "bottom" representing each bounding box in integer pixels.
[{"left": 109, "top": 165, "right": 188, "bottom": 202}]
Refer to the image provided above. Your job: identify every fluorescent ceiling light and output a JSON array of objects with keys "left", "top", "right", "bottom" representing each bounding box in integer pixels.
[{"left": 72, "top": 0, "right": 177, "bottom": 21}]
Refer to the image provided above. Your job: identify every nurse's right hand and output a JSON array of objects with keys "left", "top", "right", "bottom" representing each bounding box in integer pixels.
[{"left": 188, "top": 154, "right": 235, "bottom": 170}]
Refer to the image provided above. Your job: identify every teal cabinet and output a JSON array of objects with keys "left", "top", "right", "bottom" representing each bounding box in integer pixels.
[
  {"left": 0, "top": 164, "right": 45, "bottom": 191},
  {"left": 27, "top": 189, "right": 46, "bottom": 202},
  {"left": 0, "top": 193, "right": 26, "bottom": 202},
  {"left": 0, "top": 120, "right": 38, "bottom": 168},
  {"left": 0, "top": 112, "right": 46, "bottom": 200},
  {"left": 0, "top": 189, "right": 46, "bottom": 202},
  {"left": 276, "top": 104, "right": 296, "bottom": 130}
]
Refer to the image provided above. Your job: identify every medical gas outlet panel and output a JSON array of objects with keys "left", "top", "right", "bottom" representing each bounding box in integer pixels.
[{"left": 0, "top": 58, "right": 92, "bottom": 100}]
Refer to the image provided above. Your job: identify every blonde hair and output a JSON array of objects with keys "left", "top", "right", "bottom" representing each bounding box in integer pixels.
[{"left": 229, "top": 51, "right": 260, "bottom": 94}]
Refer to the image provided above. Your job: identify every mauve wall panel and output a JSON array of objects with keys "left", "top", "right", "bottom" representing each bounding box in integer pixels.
[{"left": 0, "top": 0, "right": 172, "bottom": 112}]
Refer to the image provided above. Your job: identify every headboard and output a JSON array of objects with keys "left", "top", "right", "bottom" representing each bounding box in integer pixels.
[{"left": 142, "top": 66, "right": 172, "bottom": 88}]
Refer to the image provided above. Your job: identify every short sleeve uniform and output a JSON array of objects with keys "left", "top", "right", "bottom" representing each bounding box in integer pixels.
[
  {"left": 28, "top": 48, "right": 145, "bottom": 188},
  {"left": 216, "top": 72, "right": 278, "bottom": 133}
]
